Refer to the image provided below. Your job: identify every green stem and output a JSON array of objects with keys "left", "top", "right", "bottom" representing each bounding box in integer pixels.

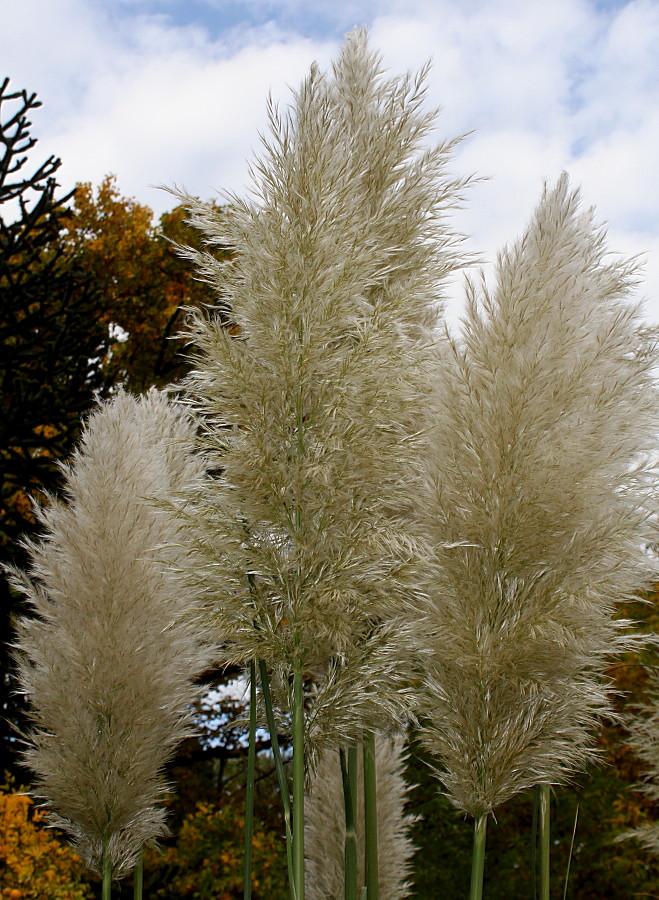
[
  {"left": 292, "top": 667, "right": 305, "bottom": 900},
  {"left": 133, "top": 850, "right": 143, "bottom": 900},
  {"left": 258, "top": 659, "right": 296, "bottom": 899},
  {"left": 244, "top": 659, "right": 257, "bottom": 900},
  {"left": 531, "top": 786, "right": 540, "bottom": 900},
  {"left": 102, "top": 844, "right": 112, "bottom": 900},
  {"left": 363, "top": 731, "right": 379, "bottom": 900},
  {"left": 340, "top": 747, "right": 358, "bottom": 900},
  {"left": 539, "top": 784, "right": 550, "bottom": 900},
  {"left": 469, "top": 814, "right": 487, "bottom": 900}
]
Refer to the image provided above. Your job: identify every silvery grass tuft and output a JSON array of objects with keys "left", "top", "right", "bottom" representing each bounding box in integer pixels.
[
  {"left": 170, "top": 26, "right": 471, "bottom": 758},
  {"left": 419, "top": 173, "right": 659, "bottom": 820},
  {"left": 9, "top": 389, "right": 214, "bottom": 878},
  {"left": 305, "top": 734, "right": 416, "bottom": 900}
]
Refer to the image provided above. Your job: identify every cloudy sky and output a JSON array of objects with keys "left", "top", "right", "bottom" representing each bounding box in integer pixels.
[{"left": 4, "top": 0, "right": 659, "bottom": 324}]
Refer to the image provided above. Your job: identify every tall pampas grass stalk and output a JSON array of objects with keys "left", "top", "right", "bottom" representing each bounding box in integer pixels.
[
  {"left": 8, "top": 389, "right": 213, "bottom": 888},
  {"left": 305, "top": 734, "right": 416, "bottom": 899},
  {"left": 418, "top": 174, "right": 659, "bottom": 892},
  {"left": 169, "top": 26, "right": 470, "bottom": 896}
]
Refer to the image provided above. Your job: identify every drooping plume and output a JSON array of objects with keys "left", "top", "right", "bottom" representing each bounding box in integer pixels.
[
  {"left": 419, "top": 174, "right": 659, "bottom": 818},
  {"left": 10, "top": 389, "right": 213, "bottom": 877},
  {"left": 305, "top": 734, "right": 416, "bottom": 899},
  {"left": 173, "top": 27, "right": 471, "bottom": 754}
]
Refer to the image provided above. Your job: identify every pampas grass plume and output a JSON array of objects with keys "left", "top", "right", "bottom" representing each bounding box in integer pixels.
[
  {"left": 9, "top": 389, "right": 213, "bottom": 877},
  {"left": 419, "top": 174, "right": 659, "bottom": 818},
  {"left": 173, "top": 27, "right": 471, "bottom": 753}
]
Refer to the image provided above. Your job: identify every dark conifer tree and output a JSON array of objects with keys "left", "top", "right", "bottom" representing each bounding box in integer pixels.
[{"left": 0, "top": 78, "right": 109, "bottom": 773}]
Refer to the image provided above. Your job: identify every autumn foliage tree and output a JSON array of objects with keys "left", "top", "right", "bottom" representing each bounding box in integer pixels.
[{"left": 64, "top": 176, "right": 231, "bottom": 392}]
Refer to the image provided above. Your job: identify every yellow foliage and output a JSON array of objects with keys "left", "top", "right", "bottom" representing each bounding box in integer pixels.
[
  {"left": 0, "top": 778, "right": 91, "bottom": 900},
  {"left": 143, "top": 799, "right": 287, "bottom": 898}
]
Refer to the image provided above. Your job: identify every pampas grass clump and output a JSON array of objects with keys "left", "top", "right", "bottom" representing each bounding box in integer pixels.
[
  {"left": 10, "top": 389, "right": 213, "bottom": 877},
  {"left": 173, "top": 27, "right": 470, "bottom": 753},
  {"left": 305, "top": 734, "right": 416, "bottom": 899},
  {"left": 419, "top": 174, "right": 659, "bottom": 819}
]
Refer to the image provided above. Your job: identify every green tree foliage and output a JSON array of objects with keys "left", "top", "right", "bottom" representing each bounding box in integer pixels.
[
  {"left": 140, "top": 695, "right": 289, "bottom": 900},
  {"left": 406, "top": 731, "right": 659, "bottom": 898}
]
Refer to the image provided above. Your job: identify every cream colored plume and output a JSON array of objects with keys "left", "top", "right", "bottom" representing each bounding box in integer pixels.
[
  {"left": 172, "top": 27, "right": 471, "bottom": 752},
  {"left": 10, "top": 389, "right": 213, "bottom": 877},
  {"left": 419, "top": 174, "right": 659, "bottom": 818},
  {"left": 305, "top": 734, "right": 416, "bottom": 899}
]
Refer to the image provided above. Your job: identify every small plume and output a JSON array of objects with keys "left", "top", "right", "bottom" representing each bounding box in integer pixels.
[
  {"left": 10, "top": 389, "right": 214, "bottom": 877},
  {"left": 305, "top": 734, "right": 416, "bottom": 899}
]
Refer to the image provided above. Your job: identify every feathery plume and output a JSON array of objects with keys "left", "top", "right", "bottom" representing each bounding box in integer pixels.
[
  {"left": 172, "top": 27, "right": 471, "bottom": 754},
  {"left": 419, "top": 174, "right": 659, "bottom": 818},
  {"left": 305, "top": 734, "right": 416, "bottom": 899},
  {"left": 9, "top": 389, "right": 213, "bottom": 877}
]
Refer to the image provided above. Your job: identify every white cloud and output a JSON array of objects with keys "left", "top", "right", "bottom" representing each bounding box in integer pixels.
[
  {"left": 369, "top": 0, "right": 659, "bottom": 321},
  {"left": 51, "top": 32, "right": 334, "bottom": 207},
  {"left": 3, "top": 1, "right": 335, "bottom": 206},
  {"left": 2, "top": 0, "right": 657, "bottom": 321}
]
